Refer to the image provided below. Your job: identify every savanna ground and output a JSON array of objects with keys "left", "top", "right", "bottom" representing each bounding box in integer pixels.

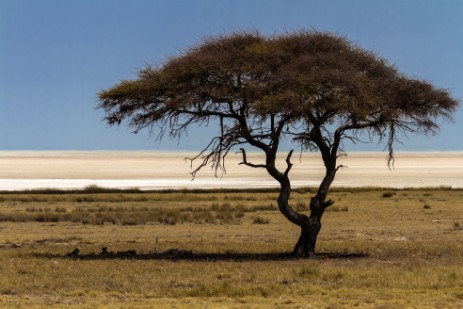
[{"left": 0, "top": 187, "right": 463, "bottom": 308}]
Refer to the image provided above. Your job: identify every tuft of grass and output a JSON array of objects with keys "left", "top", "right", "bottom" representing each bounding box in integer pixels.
[
  {"left": 297, "top": 265, "right": 321, "bottom": 277},
  {"left": 293, "top": 202, "right": 306, "bottom": 212},
  {"left": 326, "top": 205, "right": 349, "bottom": 212},
  {"left": 252, "top": 216, "right": 270, "bottom": 224},
  {"left": 381, "top": 192, "right": 395, "bottom": 198},
  {"left": 0, "top": 204, "right": 246, "bottom": 225}
]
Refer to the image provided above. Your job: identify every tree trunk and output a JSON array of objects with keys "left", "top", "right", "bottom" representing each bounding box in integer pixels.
[
  {"left": 276, "top": 180, "right": 321, "bottom": 258},
  {"left": 291, "top": 195, "right": 330, "bottom": 258},
  {"left": 292, "top": 215, "right": 321, "bottom": 258},
  {"left": 265, "top": 148, "right": 335, "bottom": 258}
]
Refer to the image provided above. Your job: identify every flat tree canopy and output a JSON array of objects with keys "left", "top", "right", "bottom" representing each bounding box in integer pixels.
[{"left": 98, "top": 30, "right": 458, "bottom": 257}]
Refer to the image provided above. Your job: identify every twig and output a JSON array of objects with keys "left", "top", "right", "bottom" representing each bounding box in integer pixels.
[{"left": 237, "top": 148, "right": 267, "bottom": 168}]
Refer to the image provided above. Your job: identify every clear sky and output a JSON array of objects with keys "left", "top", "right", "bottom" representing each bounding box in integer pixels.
[{"left": 1, "top": 0, "right": 462, "bottom": 151}]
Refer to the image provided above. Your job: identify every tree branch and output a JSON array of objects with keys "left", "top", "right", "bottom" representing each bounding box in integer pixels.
[
  {"left": 323, "top": 200, "right": 335, "bottom": 209},
  {"left": 284, "top": 149, "right": 294, "bottom": 177},
  {"left": 237, "top": 148, "right": 267, "bottom": 168}
]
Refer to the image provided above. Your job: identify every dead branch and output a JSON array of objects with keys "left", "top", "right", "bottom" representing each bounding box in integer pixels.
[
  {"left": 237, "top": 148, "right": 267, "bottom": 169},
  {"left": 323, "top": 200, "right": 335, "bottom": 209},
  {"left": 284, "top": 149, "right": 294, "bottom": 177}
]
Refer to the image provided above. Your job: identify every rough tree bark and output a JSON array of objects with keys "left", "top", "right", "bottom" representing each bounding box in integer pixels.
[
  {"left": 239, "top": 142, "right": 338, "bottom": 258},
  {"left": 290, "top": 127, "right": 340, "bottom": 258},
  {"left": 268, "top": 149, "right": 335, "bottom": 258}
]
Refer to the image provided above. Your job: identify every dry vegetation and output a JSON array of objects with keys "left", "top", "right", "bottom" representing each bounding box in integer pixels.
[{"left": 1, "top": 187, "right": 463, "bottom": 308}]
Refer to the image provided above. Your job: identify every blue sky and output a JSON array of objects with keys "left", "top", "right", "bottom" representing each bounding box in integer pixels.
[{"left": 1, "top": 0, "right": 462, "bottom": 151}]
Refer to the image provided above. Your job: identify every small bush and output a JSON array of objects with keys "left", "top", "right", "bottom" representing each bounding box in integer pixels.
[
  {"left": 82, "top": 184, "right": 107, "bottom": 193},
  {"left": 253, "top": 216, "right": 269, "bottom": 224},
  {"left": 211, "top": 202, "right": 230, "bottom": 211},
  {"left": 326, "top": 206, "right": 349, "bottom": 212},
  {"left": 74, "top": 196, "right": 96, "bottom": 203},
  {"left": 255, "top": 204, "right": 277, "bottom": 211},
  {"left": 382, "top": 192, "right": 395, "bottom": 198}
]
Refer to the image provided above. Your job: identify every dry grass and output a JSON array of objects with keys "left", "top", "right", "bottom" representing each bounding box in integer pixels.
[{"left": 1, "top": 187, "right": 463, "bottom": 308}]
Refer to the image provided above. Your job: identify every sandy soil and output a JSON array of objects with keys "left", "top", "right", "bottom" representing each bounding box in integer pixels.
[{"left": 1, "top": 151, "right": 462, "bottom": 190}]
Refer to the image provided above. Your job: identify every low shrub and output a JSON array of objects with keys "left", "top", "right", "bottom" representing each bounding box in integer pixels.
[
  {"left": 252, "top": 216, "right": 270, "bottom": 224},
  {"left": 382, "top": 192, "right": 395, "bottom": 198},
  {"left": 326, "top": 206, "right": 349, "bottom": 212},
  {"left": 0, "top": 204, "right": 246, "bottom": 225}
]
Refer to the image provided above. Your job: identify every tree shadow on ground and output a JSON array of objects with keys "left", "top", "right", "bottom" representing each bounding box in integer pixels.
[{"left": 35, "top": 247, "right": 368, "bottom": 261}]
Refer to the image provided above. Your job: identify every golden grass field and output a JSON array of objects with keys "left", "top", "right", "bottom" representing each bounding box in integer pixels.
[{"left": 1, "top": 187, "right": 463, "bottom": 308}]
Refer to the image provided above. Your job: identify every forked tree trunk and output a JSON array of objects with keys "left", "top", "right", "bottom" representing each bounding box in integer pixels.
[
  {"left": 291, "top": 196, "right": 332, "bottom": 258},
  {"left": 268, "top": 149, "right": 336, "bottom": 258},
  {"left": 241, "top": 132, "right": 340, "bottom": 257},
  {"left": 275, "top": 178, "right": 329, "bottom": 258},
  {"left": 288, "top": 161, "right": 337, "bottom": 257}
]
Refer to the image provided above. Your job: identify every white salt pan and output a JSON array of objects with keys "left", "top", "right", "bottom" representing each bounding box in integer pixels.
[{"left": 1, "top": 151, "right": 462, "bottom": 191}]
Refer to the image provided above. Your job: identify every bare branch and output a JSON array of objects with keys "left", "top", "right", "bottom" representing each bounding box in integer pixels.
[
  {"left": 237, "top": 148, "right": 267, "bottom": 169},
  {"left": 184, "top": 141, "right": 217, "bottom": 180},
  {"left": 284, "top": 149, "right": 294, "bottom": 177},
  {"left": 323, "top": 200, "right": 335, "bottom": 209},
  {"left": 387, "top": 124, "right": 396, "bottom": 169}
]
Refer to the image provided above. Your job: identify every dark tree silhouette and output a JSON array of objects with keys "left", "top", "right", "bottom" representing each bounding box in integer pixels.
[{"left": 98, "top": 31, "right": 458, "bottom": 257}]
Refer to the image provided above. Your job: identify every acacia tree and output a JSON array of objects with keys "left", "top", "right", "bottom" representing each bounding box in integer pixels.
[{"left": 98, "top": 31, "right": 458, "bottom": 258}]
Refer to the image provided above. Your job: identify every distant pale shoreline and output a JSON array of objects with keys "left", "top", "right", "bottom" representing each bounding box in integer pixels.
[{"left": 1, "top": 151, "right": 463, "bottom": 191}]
